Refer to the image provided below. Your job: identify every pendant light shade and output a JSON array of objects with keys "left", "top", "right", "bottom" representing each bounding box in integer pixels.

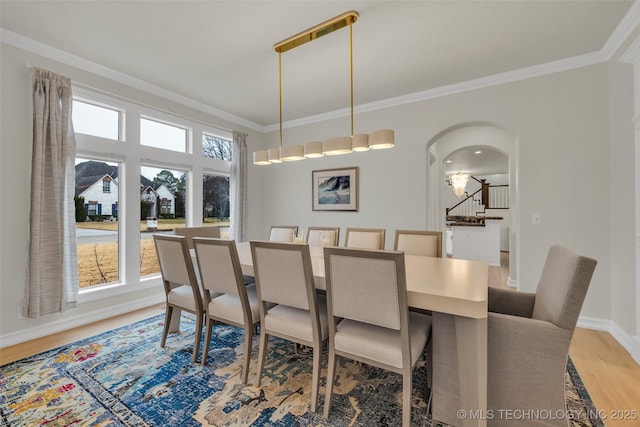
[
  {"left": 323, "top": 136, "right": 352, "bottom": 156},
  {"left": 280, "top": 144, "right": 305, "bottom": 161},
  {"left": 369, "top": 129, "right": 395, "bottom": 150},
  {"left": 304, "top": 140, "right": 324, "bottom": 158},
  {"left": 253, "top": 150, "right": 270, "bottom": 165},
  {"left": 351, "top": 133, "right": 369, "bottom": 151},
  {"left": 268, "top": 148, "right": 282, "bottom": 163}
]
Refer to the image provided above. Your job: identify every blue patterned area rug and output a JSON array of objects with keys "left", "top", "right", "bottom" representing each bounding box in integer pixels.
[{"left": 1, "top": 314, "right": 603, "bottom": 426}]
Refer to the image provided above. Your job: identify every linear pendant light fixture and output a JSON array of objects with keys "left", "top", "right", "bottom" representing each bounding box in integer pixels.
[{"left": 253, "top": 10, "right": 394, "bottom": 165}]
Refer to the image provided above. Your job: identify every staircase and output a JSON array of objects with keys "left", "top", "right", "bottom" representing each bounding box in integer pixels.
[{"left": 446, "top": 176, "right": 509, "bottom": 216}]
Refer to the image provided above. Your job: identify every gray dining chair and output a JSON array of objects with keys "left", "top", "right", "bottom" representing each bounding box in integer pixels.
[
  {"left": 344, "top": 227, "right": 385, "bottom": 249},
  {"left": 394, "top": 229, "right": 442, "bottom": 257},
  {"left": 323, "top": 246, "right": 432, "bottom": 427},
  {"left": 153, "top": 234, "right": 205, "bottom": 363},
  {"left": 175, "top": 225, "right": 221, "bottom": 249},
  {"left": 192, "top": 237, "right": 260, "bottom": 384},
  {"left": 432, "top": 245, "right": 597, "bottom": 426},
  {"left": 250, "top": 240, "right": 329, "bottom": 412}
]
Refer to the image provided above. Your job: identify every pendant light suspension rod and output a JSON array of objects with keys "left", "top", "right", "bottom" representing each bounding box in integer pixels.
[
  {"left": 349, "top": 20, "right": 354, "bottom": 137},
  {"left": 279, "top": 51, "right": 283, "bottom": 149}
]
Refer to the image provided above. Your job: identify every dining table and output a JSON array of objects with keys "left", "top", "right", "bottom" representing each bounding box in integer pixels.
[{"left": 180, "top": 241, "right": 489, "bottom": 427}]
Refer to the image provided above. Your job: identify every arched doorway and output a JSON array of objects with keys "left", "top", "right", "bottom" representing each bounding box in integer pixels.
[{"left": 426, "top": 122, "right": 519, "bottom": 287}]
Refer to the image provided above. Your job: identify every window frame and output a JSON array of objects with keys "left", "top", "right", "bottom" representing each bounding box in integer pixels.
[{"left": 73, "top": 87, "right": 232, "bottom": 303}]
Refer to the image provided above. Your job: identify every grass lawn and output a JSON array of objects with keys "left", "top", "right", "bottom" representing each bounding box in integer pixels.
[
  {"left": 76, "top": 218, "right": 229, "bottom": 232},
  {"left": 76, "top": 218, "right": 229, "bottom": 288}
]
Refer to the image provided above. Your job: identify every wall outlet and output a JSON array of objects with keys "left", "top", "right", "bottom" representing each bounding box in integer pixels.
[{"left": 532, "top": 213, "right": 541, "bottom": 225}]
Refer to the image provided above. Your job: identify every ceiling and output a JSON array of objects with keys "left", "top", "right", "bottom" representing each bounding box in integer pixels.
[
  {"left": 444, "top": 146, "right": 508, "bottom": 176},
  {"left": 0, "top": 0, "right": 634, "bottom": 132}
]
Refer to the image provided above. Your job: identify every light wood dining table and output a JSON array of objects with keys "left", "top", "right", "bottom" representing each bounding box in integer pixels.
[{"left": 184, "top": 241, "right": 489, "bottom": 427}]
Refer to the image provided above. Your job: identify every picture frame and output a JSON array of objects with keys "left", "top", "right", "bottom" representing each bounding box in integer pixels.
[{"left": 312, "top": 167, "right": 359, "bottom": 211}]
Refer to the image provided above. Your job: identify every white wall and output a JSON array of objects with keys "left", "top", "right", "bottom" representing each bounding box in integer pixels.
[{"left": 251, "top": 64, "right": 615, "bottom": 326}]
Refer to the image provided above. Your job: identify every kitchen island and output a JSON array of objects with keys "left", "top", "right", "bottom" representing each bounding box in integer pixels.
[{"left": 447, "top": 215, "right": 502, "bottom": 267}]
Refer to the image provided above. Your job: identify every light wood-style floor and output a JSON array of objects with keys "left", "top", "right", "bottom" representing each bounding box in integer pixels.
[{"left": 2, "top": 253, "right": 639, "bottom": 426}]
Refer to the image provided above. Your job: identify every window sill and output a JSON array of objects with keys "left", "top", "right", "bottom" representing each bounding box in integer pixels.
[{"left": 78, "top": 275, "right": 162, "bottom": 304}]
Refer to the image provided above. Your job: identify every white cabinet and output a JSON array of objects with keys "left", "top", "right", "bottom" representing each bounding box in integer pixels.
[{"left": 451, "top": 219, "right": 501, "bottom": 266}]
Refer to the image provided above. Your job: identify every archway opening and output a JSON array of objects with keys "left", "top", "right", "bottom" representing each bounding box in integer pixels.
[{"left": 426, "top": 123, "right": 518, "bottom": 287}]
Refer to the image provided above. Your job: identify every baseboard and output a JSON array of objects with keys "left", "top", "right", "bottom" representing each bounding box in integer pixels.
[
  {"left": 506, "top": 277, "right": 517, "bottom": 288},
  {"left": 609, "top": 322, "right": 640, "bottom": 365},
  {"left": 0, "top": 294, "right": 164, "bottom": 348},
  {"left": 576, "top": 315, "right": 610, "bottom": 331},
  {"left": 577, "top": 315, "right": 640, "bottom": 365}
]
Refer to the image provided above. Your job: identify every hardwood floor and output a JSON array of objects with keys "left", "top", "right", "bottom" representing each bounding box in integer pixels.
[{"left": 2, "top": 254, "right": 639, "bottom": 425}]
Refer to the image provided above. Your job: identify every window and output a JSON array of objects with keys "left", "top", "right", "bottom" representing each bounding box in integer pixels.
[
  {"left": 203, "top": 133, "right": 232, "bottom": 160},
  {"left": 140, "top": 166, "right": 187, "bottom": 278},
  {"left": 203, "top": 173, "right": 230, "bottom": 237},
  {"left": 72, "top": 100, "right": 120, "bottom": 140},
  {"left": 140, "top": 117, "right": 187, "bottom": 152},
  {"left": 74, "top": 157, "right": 120, "bottom": 288},
  {"left": 87, "top": 201, "right": 98, "bottom": 216},
  {"left": 73, "top": 88, "right": 232, "bottom": 298}
]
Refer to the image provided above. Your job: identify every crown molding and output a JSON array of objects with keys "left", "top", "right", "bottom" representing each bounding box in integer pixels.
[
  {"left": 0, "top": 28, "right": 266, "bottom": 133},
  {"left": 266, "top": 50, "right": 607, "bottom": 133},
  {"left": 621, "top": 35, "right": 640, "bottom": 65},
  {"left": 602, "top": 0, "right": 640, "bottom": 60}
]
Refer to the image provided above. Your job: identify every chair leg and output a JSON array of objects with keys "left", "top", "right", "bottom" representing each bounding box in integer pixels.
[
  {"left": 241, "top": 325, "right": 253, "bottom": 385},
  {"left": 323, "top": 346, "right": 337, "bottom": 419},
  {"left": 192, "top": 314, "right": 204, "bottom": 363},
  {"left": 256, "top": 330, "right": 269, "bottom": 386},
  {"left": 402, "top": 368, "right": 412, "bottom": 427},
  {"left": 310, "top": 344, "right": 321, "bottom": 412},
  {"left": 160, "top": 306, "right": 173, "bottom": 348},
  {"left": 201, "top": 316, "right": 214, "bottom": 366}
]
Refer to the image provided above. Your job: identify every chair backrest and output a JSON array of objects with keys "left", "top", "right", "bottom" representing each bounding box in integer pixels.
[
  {"left": 394, "top": 229, "right": 442, "bottom": 257},
  {"left": 268, "top": 225, "right": 298, "bottom": 242},
  {"left": 175, "top": 226, "right": 221, "bottom": 249},
  {"left": 344, "top": 227, "right": 385, "bottom": 249},
  {"left": 153, "top": 234, "right": 203, "bottom": 310},
  {"left": 192, "top": 237, "right": 245, "bottom": 296},
  {"left": 532, "top": 245, "right": 597, "bottom": 330},
  {"left": 324, "top": 247, "right": 407, "bottom": 330},
  {"left": 306, "top": 226, "right": 340, "bottom": 246},
  {"left": 250, "top": 241, "right": 315, "bottom": 311}
]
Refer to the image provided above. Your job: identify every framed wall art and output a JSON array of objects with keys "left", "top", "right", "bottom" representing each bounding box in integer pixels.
[{"left": 312, "top": 167, "right": 358, "bottom": 211}]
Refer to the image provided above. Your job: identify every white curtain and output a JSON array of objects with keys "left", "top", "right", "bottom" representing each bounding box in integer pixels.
[
  {"left": 23, "top": 68, "right": 78, "bottom": 318},
  {"left": 229, "top": 131, "right": 247, "bottom": 242}
]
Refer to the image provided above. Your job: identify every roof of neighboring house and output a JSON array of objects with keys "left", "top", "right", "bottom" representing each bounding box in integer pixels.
[{"left": 74, "top": 161, "right": 157, "bottom": 197}]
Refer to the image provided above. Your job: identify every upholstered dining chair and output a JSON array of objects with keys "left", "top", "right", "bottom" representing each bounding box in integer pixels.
[
  {"left": 175, "top": 225, "right": 221, "bottom": 249},
  {"left": 431, "top": 245, "right": 597, "bottom": 426},
  {"left": 192, "top": 237, "right": 260, "bottom": 384},
  {"left": 153, "top": 234, "right": 205, "bottom": 363},
  {"left": 394, "top": 229, "right": 442, "bottom": 257},
  {"left": 268, "top": 225, "right": 298, "bottom": 242},
  {"left": 250, "top": 241, "right": 329, "bottom": 412},
  {"left": 344, "top": 227, "right": 385, "bottom": 249},
  {"left": 322, "top": 247, "right": 432, "bottom": 427},
  {"left": 306, "top": 226, "right": 340, "bottom": 246}
]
